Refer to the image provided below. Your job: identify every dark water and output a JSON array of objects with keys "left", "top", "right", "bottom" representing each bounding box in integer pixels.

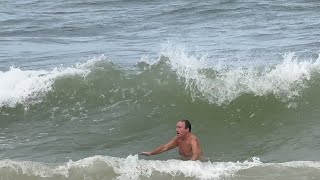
[{"left": 1, "top": 0, "right": 320, "bottom": 179}]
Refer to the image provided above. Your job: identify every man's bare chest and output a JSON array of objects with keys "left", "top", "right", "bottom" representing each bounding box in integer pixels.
[{"left": 177, "top": 140, "right": 192, "bottom": 155}]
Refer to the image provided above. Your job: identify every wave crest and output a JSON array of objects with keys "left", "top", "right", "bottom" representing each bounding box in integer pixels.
[
  {"left": 1, "top": 43, "right": 320, "bottom": 108},
  {"left": 0, "top": 55, "right": 107, "bottom": 108},
  {"left": 154, "top": 43, "right": 320, "bottom": 105}
]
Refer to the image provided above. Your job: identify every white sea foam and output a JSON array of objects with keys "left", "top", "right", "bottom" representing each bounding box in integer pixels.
[
  {"left": 0, "top": 55, "right": 106, "bottom": 108},
  {"left": 0, "top": 155, "right": 262, "bottom": 180},
  {"left": 159, "top": 43, "right": 320, "bottom": 105},
  {"left": 2, "top": 155, "right": 320, "bottom": 180}
]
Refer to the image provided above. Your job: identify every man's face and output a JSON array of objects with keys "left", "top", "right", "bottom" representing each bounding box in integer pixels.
[{"left": 176, "top": 121, "right": 189, "bottom": 138}]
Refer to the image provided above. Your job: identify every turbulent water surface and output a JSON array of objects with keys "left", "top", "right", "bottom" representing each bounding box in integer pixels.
[{"left": 1, "top": 0, "right": 320, "bottom": 179}]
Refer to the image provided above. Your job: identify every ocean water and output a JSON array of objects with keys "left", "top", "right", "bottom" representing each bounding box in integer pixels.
[{"left": 1, "top": 0, "right": 320, "bottom": 179}]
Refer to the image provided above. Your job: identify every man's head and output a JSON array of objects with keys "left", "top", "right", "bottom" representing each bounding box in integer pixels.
[{"left": 176, "top": 119, "right": 191, "bottom": 138}]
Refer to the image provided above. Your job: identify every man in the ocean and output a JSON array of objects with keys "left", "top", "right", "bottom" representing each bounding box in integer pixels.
[{"left": 141, "top": 119, "right": 203, "bottom": 161}]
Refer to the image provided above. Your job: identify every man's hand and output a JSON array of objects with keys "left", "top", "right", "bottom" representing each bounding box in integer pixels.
[{"left": 139, "top": 152, "right": 151, "bottom": 156}]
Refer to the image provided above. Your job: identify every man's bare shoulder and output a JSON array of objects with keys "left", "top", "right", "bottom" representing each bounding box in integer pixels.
[
  {"left": 190, "top": 133, "right": 199, "bottom": 140},
  {"left": 189, "top": 133, "right": 201, "bottom": 143}
]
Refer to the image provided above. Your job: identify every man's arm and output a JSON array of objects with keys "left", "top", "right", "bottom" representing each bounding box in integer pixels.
[
  {"left": 141, "top": 137, "right": 178, "bottom": 156},
  {"left": 190, "top": 137, "right": 202, "bottom": 161}
]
